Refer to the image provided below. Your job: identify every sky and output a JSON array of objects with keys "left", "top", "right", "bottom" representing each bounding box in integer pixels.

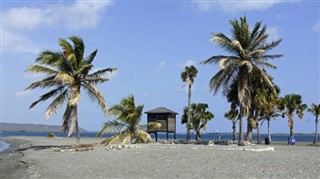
[{"left": 1, "top": 0, "right": 319, "bottom": 134}]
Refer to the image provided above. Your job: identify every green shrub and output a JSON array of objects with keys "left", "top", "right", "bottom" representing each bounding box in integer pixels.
[{"left": 48, "top": 132, "right": 55, "bottom": 138}]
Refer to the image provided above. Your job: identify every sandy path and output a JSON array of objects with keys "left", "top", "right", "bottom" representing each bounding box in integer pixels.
[{"left": 1, "top": 137, "right": 320, "bottom": 178}]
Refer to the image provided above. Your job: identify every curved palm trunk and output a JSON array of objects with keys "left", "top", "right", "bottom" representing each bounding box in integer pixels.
[
  {"left": 314, "top": 116, "right": 318, "bottom": 144},
  {"left": 186, "top": 84, "right": 191, "bottom": 144}
]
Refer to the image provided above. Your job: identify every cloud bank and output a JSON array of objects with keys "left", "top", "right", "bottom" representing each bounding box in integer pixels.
[
  {"left": 2, "top": 0, "right": 113, "bottom": 54},
  {"left": 192, "top": 0, "right": 296, "bottom": 13}
]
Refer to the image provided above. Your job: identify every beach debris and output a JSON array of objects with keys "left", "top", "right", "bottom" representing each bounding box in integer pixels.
[
  {"left": 51, "top": 144, "right": 95, "bottom": 152},
  {"left": 105, "top": 144, "right": 144, "bottom": 151}
]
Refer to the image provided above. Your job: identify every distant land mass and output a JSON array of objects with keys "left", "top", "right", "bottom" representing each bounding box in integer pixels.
[{"left": 0, "top": 122, "right": 88, "bottom": 132}]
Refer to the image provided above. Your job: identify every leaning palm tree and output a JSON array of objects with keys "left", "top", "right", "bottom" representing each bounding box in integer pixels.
[
  {"left": 181, "top": 103, "right": 214, "bottom": 141},
  {"left": 98, "top": 95, "right": 160, "bottom": 144},
  {"left": 181, "top": 65, "right": 198, "bottom": 143},
  {"left": 200, "top": 16, "right": 282, "bottom": 145},
  {"left": 308, "top": 103, "right": 320, "bottom": 144},
  {"left": 26, "top": 36, "right": 116, "bottom": 145},
  {"left": 278, "top": 94, "right": 307, "bottom": 141}
]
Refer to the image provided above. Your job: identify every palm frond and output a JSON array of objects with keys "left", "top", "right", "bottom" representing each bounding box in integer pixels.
[
  {"left": 83, "top": 78, "right": 109, "bottom": 85},
  {"left": 86, "top": 68, "right": 117, "bottom": 79},
  {"left": 29, "top": 86, "right": 65, "bottom": 109},
  {"left": 69, "top": 36, "right": 84, "bottom": 67},
  {"left": 97, "top": 120, "right": 127, "bottom": 136},
  {"left": 84, "top": 49, "right": 98, "bottom": 65},
  {"left": 82, "top": 82, "right": 107, "bottom": 114},
  {"left": 45, "top": 89, "right": 69, "bottom": 119},
  {"left": 59, "top": 38, "right": 74, "bottom": 55},
  {"left": 135, "top": 130, "right": 152, "bottom": 143},
  {"left": 25, "top": 65, "right": 58, "bottom": 75},
  {"left": 25, "top": 75, "right": 57, "bottom": 90},
  {"left": 54, "top": 72, "right": 74, "bottom": 85}
]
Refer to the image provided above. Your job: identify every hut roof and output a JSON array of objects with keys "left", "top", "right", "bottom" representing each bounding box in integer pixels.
[{"left": 145, "top": 107, "right": 178, "bottom": 114}]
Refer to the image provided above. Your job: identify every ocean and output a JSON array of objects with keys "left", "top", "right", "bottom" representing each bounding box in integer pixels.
[{"left": 0, "top": 131, "right": 316, "bottom": 152}]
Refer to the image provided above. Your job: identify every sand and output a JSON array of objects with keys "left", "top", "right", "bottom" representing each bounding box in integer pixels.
[{"left": 1, "top": 136, "right": 319, "bottom": 178}]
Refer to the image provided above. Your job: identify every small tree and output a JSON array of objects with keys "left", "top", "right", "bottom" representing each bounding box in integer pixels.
[
  {"left": 181, "top": 65, "right": 198, "bottom": 143},
  {"left": 278, "top": 94, "right": 307, "bottom": 141},
  {"left": 224, "top": 104, "right": 238, "bottom": 141},
  {"left": 98, "top": 95, "right": 160, "bottom": 144},
  {"left": 182, "top": 103, "right": 214, "bottom": 141},
  {"left": 308, "top": 103, "right": 320, "bottom": 144}
]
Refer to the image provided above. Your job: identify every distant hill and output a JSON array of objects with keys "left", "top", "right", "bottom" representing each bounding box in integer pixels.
[{"left": 0, "top": 122, "right": 88, "bottom": 132}]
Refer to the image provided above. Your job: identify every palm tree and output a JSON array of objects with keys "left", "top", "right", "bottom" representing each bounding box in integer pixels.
[
  {"left": 248, "top": 72, "right": 280, "bottom": 143},
  {"left": 26, "top": 36, "right": 116, "bottom": 145},
  {"left": 181, "top": 65, "right": 198, "bottom": 143},
  {"left": 278, "top": 94, "right": 307, "bottom": 141},
  {"left": 181, "top": 103, "right": 214, "bottom": 141},
  {"left": 260, "top": 105, "right": 281, "bottom": 144},
  {"left": 98, "top": 95, "right": 160, "bottom": 144},
  {"left": 224, "top": 104, "right": 238, "bottom": 141},
  {"left": 201, "top": 16, "right": 282, "bottom": 145},
  {"left": 308, "top": 103, "right": 320, "bottom": 144}
]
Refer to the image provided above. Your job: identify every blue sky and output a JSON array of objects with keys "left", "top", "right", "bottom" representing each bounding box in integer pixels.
[{"left": 1, "top": 0, "right": 319, "bottom": 134}]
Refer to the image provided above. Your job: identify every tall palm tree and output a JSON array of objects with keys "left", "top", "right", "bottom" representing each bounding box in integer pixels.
[
  {"left": 26, "top": 36, "right": 116, "bottom": 145},
  {"left": 308, "top": 103, "right": 320, "bottom": 144},
  {"left": 98, "top": 95, "right": 160, "bottom": 144},
  {"left": 278, "top": 94, "right": 307, "bottom": 141},
  {"left": 200, "top": 16, "right": 282, "bottom": 145},
  {"left": 181, "top": 65, "right": 198, "bottom": 143},
  {"left": 181, "top": 103, "right": 214, "bottom": 141},
  {"left": 224, "top": 104, "right": 239, "bottom": 141}
]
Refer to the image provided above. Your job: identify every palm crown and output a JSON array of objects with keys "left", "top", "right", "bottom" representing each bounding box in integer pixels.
[
  {"left": 201, "top": 16, "right": 282, "bottom": 115},
  {"left": 26, "top": 36, "right": 116, "bottom": 144}
]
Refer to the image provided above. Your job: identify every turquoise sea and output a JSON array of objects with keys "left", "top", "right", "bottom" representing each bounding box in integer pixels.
[{"left": 0, "top": 131, "right": 316, "bottom": 152}]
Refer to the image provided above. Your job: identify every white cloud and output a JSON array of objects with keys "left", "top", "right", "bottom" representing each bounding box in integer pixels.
[
  {"left": 176, "top": 60, "right": 196, "bottom": 68},
  {"left": 313, "top": 22, "right": 320, "bottom": 32},
  {"left": 2, "top": 0, "right": 113, "bottom": 31},
  {"left": 1, "top": 0, "right": 113, "bottom": 54},
  {"left": 2, "top": 30, "right": 40, "bottom": 54},
  {"left": 16, "top": 90, "right": 33, "bottom": 97},
  {"left": 192, "top": 0, "right": 285, "bottom": 13}
]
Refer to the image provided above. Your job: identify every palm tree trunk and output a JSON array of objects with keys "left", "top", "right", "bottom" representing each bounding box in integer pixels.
[
  {"left": 75, "top": 106, "right": 80, "bottom": 146},
  {"left": 186, "top": 84, "right": 191, "bottom": 144},
  {"left": 314, "top": 116, "right": 318, "bottom": 144},
  {"left": 246, "top": 121, "right": 253, "bottom": 142},
  {"left": 257, "top": 122, "right": 261, "bottom": 144},
  {"left": 268, "top": 119, "right": 271, "bottom": 143},
  {"left": 238, "top": 105, "right": 245, "bottom": 146},
  {"left": 232, "top": 120, "right": 237, "bottom": 141},
  {"left": 195, "top": 130, "right": 201, "bottom": 141}
]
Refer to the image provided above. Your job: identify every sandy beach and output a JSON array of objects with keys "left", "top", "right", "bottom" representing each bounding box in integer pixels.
[{"left": 1, "top": 136, "right": 319, "bottom": 179}]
